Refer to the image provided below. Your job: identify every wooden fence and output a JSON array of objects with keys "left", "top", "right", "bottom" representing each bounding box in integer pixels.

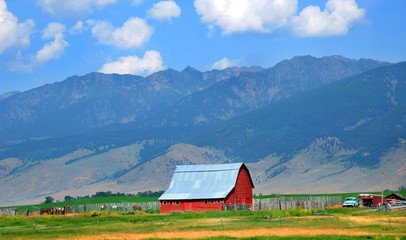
[
  {"left": 0, "top": 208, "right": 17, "bottom": 216},
  {"left": 253, "top": 196, "right": 342, "bottom": 211}
]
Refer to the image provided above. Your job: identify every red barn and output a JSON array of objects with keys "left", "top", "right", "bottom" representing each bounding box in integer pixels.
[{"left": 159, "top": 163, "right": 254, "bottom": 213}]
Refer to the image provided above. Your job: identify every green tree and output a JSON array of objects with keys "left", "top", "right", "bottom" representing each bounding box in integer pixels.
[
  {"left": 44, "top": 196, "right": 54, "bottom": 204},
  {"left": 64, "top": 195, "right": 75, "bottom": 201}
]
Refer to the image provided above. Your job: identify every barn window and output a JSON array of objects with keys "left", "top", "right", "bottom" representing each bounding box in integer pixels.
[
  {"left": 176, "top": 201, "right": 179, "bottom": 205},
  {"left": 217, "top": 200, "right": 221, "bottom": 203},
  {"left": 204, "top": 200, "right": 208, "bottom": 204},
  {"left": 210, "top": 200, "right": 214, "bottom": 204},
  {"left": 163, "top": 201, "right": 167, "bottom": 205},
  {"left": 169, "top": 201, "right": 173, "bottom": 205}
]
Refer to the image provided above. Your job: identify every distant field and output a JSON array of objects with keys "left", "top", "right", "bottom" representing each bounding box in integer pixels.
[
  {"left": 0, "top": 208, "right": 405, "bottom": 240},
  {"left": 6, "top": 196, "right": 158, "bottom": 212},
  {"left": 255, "top": 191, "right": 406, "bottom": 200},
  {"left": 3, "top": 190, "right": 406, "bottom": 212}
]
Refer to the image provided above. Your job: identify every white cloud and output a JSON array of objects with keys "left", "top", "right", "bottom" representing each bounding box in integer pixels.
[
  {"left": 89, "top": 17, "right": 153, "bottom": 48},
  {"left": 292, "top": 0, "right": 365, "bottom": 37},
  {"left": 99, "top": 50, "right": 164, "bottom": 76},
  {"left": 194, "top": 0, "right": 297, "bottom": 34},
  {"left": 148, "top": 1, "right": 181, "bottom": 21},
  {"left": 0, "top": 0, "right": 34, "bottom": 54},
  {"left": 36, "top": 0, "right": 118, "bottom": 18},
  {"left": 36, "top": 22, "right": 68, "bottom": 64},
  {"left": 70, "top": 21, "right": 84, "bottom": 34},
  {"left": 36, "top": 33, "right": 69, "bottom": 64},
  {"left": 211, "top": 57, "right": 242, "bottom": 70},
  {"left": 42, "top": 22, "right": 66, "bottom": 39}
]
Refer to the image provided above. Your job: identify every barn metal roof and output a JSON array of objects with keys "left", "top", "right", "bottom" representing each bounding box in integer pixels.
[{"left": 158, "top": 163, "right": 245, "bottom": 200}]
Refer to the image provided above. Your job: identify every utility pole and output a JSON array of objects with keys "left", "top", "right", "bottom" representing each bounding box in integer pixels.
[{"left": 381, "top": 171, "right": 384, "bottom": 208}]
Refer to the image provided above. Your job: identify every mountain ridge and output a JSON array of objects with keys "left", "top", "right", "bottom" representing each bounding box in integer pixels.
[{"left": 1, "top": 56, "right": 404, "bottom": 206}]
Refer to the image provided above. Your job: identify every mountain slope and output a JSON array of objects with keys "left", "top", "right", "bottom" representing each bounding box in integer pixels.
[
  {"left": 0, "top": 57, "right": 403, "bottom": 206},
  {"left": 0, "top": 67, "right": 261, "bottom": 146},
  {"left": 189, "top": 62, "right": 406, "bottom": 166},
  {"left": 143, "top": 56, "right": 389, "bottom": 127}
]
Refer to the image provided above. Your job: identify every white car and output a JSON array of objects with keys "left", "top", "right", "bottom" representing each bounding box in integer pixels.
[{"left": 343, "top": 197, "right": 359, "bottom": 207}]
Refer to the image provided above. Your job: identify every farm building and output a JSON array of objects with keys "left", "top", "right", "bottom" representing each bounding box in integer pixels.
[
  {"left": 159, "top": 163, "right": 254, "bottom": 213},
  {"left": 386, "top": 193, "right": 406, "bottom": 201}
]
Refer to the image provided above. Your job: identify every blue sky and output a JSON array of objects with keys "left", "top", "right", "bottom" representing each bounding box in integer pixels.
[{"left": 0, "top": 0, "right": 405, "bottom": 94}]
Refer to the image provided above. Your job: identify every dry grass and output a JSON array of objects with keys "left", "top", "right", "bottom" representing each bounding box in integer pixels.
[{"left": 56, "top": 228, "right": 374, "bottom": 240}]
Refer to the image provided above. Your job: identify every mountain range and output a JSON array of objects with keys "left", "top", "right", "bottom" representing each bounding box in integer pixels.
[{"left": 0, "top": 55, "right": 405, "bottom": 206}]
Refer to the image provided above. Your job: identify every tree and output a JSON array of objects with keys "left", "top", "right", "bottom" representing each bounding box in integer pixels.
[
  {"left": 398, "top": 186, "right": 406, "bottom": 191},
  {"left": 44, "top": 196, "right": 54, "bottom": 204},
  {"left": 64, "top": 195, "right": 75, "bottom": 202}
]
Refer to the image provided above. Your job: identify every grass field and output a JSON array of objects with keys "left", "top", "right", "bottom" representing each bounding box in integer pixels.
[
  {"left": 255, "top": 191, "right": 406, "bottom": 200},
  {"left": 6, "top": 190, "right": 406, "bottom": 213},
  {"left": 6, "top": 196, "right": 159, "bottom": 212},
  {"left": 0, "top": 207, "right": 405, "bottom": 240}
]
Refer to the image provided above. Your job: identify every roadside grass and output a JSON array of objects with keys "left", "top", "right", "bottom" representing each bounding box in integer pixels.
[{"left": 0, "top": 209, "right": 405, "bottom": 240}]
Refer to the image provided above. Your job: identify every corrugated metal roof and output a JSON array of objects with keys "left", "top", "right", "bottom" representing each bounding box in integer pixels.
[{"left": 159, "top": 163, "right": 244, "bottom": 200}]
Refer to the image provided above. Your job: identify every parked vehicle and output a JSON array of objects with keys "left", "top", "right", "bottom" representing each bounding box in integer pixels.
[
  {"left": 343, "top": 197, "right": 359, "bottom": 207},
  {"left": 358, "top": 194, "right": 387, "bottom": 207}
]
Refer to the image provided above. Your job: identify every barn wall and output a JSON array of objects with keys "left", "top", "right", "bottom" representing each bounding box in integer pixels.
[
  {"left": 225, "top": 166, "right": 253, "bottom": 205},
  {"left": 160, "top": 199, "right": 224, "bottom": 213}
]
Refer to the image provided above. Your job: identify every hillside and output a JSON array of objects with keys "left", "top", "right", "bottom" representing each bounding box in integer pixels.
[
  {"left": 190, "top": 62, "right": 406, "bottom": 163},
  {"left": 0, "top": 67, "right": 261, "bottom": 146},
  {"left": 1, "top": 57, "right": 404, "bottom": 206},
  {"left": 0, "top": 56, "right": 387, "bottom": 146},
  {"left": 142, "top": 56, "right": 390, "bottom": 127}
]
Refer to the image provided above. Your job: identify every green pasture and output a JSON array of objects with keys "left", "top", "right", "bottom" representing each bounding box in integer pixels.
[
  {"left": 0, "top": 208, "right": 405, "bottom": 240},
  {"left": 3, "top": 190, "right": 405, "bottom": 213},
  {"left": 5, "top": 196, "right": 158, "bottom": 212},
  {"left": 255, "top": 190, "right": 406, "bottom": 200}
]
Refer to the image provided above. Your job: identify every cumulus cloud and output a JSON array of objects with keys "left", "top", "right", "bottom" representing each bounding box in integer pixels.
[
  {"left": 148, "top": 1, "right": 181, "bottom": 21},
  {"left": 194, "top": 0, "right": 297, "bottom": 34},
  {"left": 70, "top": 21, "right": 84, "bottom": 34},
  {"left": 89, "top": 17, "right": 153, "bottom": 48},
  {"left": 292, "top": 0, "right": 364, "bottom": 37},
  {"left": 36, "top": 0, "right": 118, "bottom": 18},
  {"left": 36, "top": 23, "right": 69, "bottom": 64},
  {"left": 36, "top": 33, "right": 69, "bottom": 64},
  {"left": 42, "top": 22, "right": 66, "bottom": 39},
  {"left": 99, "top": 50, "right": 164, "bottom": 76},
  {"left": 0, "top": 0, "right": 34, "bottom": 54},
  {"left": 211, "top": 57, "right": 242, "bottom": 70},
  {"left": 194, "top": 0, "right": 365, "bottom": 37}
]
